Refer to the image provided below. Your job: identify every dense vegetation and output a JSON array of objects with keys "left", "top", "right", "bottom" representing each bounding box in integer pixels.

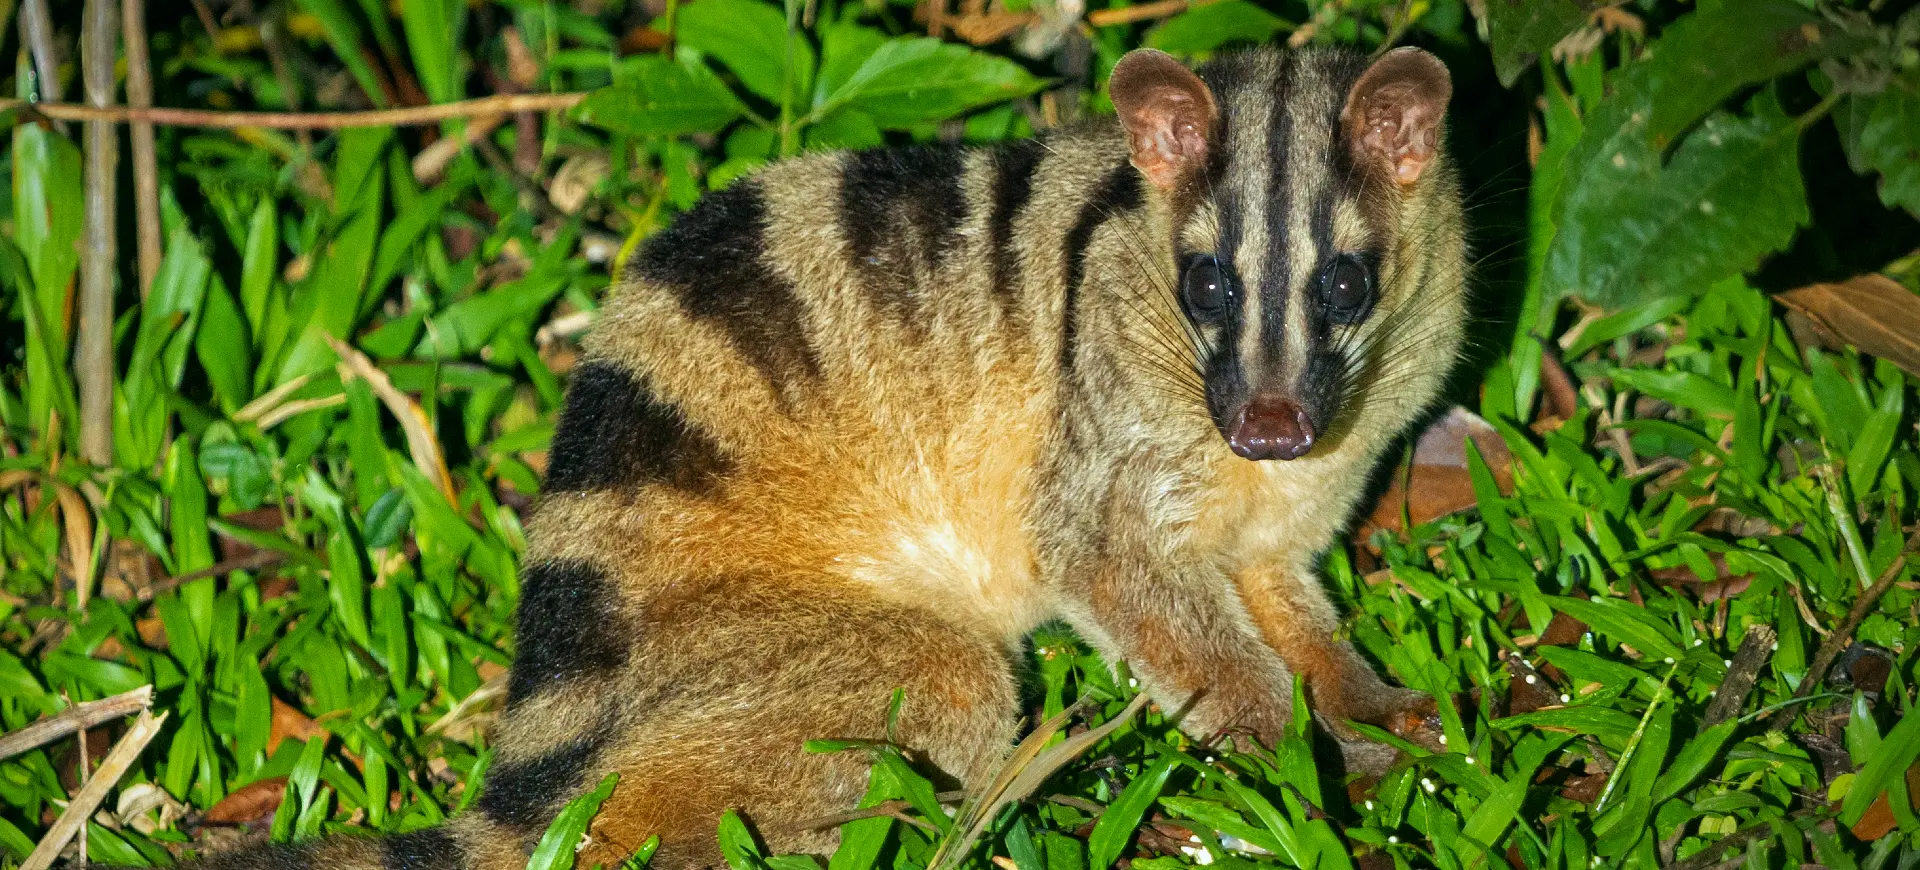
[{"left": 2, "top": 0, "right": 1918, "bottom": 868}]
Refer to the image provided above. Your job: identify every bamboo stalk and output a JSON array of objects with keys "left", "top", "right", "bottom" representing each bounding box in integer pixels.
[
  {"left": 1, "top": 92, "right": 589, "bottom": 129},
  {"left": 77, "top": 0, "right": 118, "bottom": 474},
  {"left": 18, "top": 0, "right": 63, "bottom": 104},
  {"left": 19, "top": 709, "right": 169, "bottom": 870},
  {"left": 123, "top": 0, "right": 163, "bottom": 299},
  {"left": 0, "top": 686, "right": 153, "bottom": 762}
]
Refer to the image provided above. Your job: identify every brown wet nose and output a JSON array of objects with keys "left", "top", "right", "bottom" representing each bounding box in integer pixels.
[{"left": 1228, "top": 396, "right": 1316, "bottom": 460}]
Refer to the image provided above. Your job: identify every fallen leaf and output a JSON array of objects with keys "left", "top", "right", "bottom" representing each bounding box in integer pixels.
[
  {"left": 201, "top": 777, "right": 288, "bottom": 827},
  {"left": 1361, "top": 407, "right": 1516, "bottom": 536},
  {"left": 1537, "top": 347, "right": 1580, "bottom": 424},
  {"left": 1847, "top": 762, "right": 1920, "bottom": 841},
  {"left": 267, "top": 697, "right": 327, "bottom": 756},
  {"left": 1776, "top": 274, "right": 1920, "bottom": 377}
]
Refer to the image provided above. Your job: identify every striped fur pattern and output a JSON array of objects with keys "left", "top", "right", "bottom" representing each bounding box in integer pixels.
[{"left": 182, "top": 45, "right": 1466, "bottom": 870}]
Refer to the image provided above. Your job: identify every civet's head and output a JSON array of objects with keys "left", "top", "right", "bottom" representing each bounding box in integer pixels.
[{"left": 1108, "top": 46, "right": 1460, "bottom": 461}]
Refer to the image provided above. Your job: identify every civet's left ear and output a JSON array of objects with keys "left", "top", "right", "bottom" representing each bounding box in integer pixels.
[{"left": 1341, "top": 47, "right": 1452, "bottom": 188}]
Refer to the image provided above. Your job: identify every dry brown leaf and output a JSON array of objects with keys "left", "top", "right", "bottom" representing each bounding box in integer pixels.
[
  {"left": 1848, "top": 762, "right": 1920, "bottom": 841},
  {"left": 1361, "top": 407, "right": 1515, "bottom": 535},
  {"left": 266, "top": 697, "right": 327, "bottom": 756},
  {"left": 1776, "top": 274, "right": 1920, "bottom": 377},
  {"left": 201, "top": 777, "right": 288, "bottom": 827}
]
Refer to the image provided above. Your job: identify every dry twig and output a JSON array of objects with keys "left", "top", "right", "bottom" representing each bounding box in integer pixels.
[
  {"left": 2, "top": 92, "right": 588, "bottom": 129},
  {"left": 1767, "top": 526, "right": 1920, "bottom": 731},
  {"left": 0, "top": 686, "right": 153, "bottom": 762},
  {"left": 20, "top": 709, "right": 169, "bottom": 870}
]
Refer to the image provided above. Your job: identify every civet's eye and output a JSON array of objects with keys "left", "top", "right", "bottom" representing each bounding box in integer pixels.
[
  {"left": 1180, "top": 255, "right": 1232, "bottom": 324},
  {"left": 1319, "top": 254, "right": 1376, "bottom": 325}
]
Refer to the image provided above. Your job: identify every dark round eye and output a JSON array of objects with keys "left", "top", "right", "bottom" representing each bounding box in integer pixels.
[
  {"left": 1180, "top": 255, "right": 1231, "bottom": 323},
  {"left": 1320, "top": 254, "right": 1375, "bottom": 324}
]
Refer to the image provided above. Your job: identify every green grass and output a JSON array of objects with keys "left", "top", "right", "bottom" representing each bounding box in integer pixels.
[{"left": 2, "top": 0, "right": 1919, "bottom": 868}]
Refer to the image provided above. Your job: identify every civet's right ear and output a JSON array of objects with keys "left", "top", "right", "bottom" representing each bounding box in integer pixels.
[
  {"left": 1109, "top": 49, "right": 1218, "bottom": 191},
  {"left": 1341, "top": 47, "right": 1452, "bottom": 188}
]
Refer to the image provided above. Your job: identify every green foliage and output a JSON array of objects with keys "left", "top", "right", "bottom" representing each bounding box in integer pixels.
[{"left": 2, "top": 0, "right": 1918, "bottom": 869}]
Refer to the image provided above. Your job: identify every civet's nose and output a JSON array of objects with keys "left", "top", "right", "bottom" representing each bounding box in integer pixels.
[{"left": 1227, "top": 396, "right": 1316, "bottom": 460}]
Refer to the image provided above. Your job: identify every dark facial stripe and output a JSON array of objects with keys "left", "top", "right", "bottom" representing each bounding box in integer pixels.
[
  {"left": 1260, "top": 53, "right": 1297, "bottom": 368},
  {"left": 988, "top": 139, "right": 1045, "bottom": 324},
  {"left": 632, "top": 181, "right": 821, "bottom": 394},
  {"left": 841, "top": 145, "right": 970, "bottom": 330},
  {"left": 384, "top": 828, "right": 461, "bottom": 870},
  {"left": 508, "top": 559, "right": 631, "bottom": 706},
  {"left": 1060, "top": 161, "right": 1146, "bottom": 371},
  {"left": 544, "top": 361, "right": 730, "bottom": 494},
  {"left": 476, "top": 732, "right": 609, "bottom": 830}
]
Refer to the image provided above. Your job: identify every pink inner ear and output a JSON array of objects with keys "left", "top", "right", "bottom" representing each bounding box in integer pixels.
[
  {"left": 1344, "top": 48, "right": 1450, "bottom": 188},
  {"left": 1110, "top": 50, "right": 1215, "bottom": 190},
  {"left": 1358, "top": 89, "right": 1440, "bottom": 185}
]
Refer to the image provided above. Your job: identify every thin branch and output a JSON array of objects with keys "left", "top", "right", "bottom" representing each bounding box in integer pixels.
[
  {"left": 123, "top": 0, "right": 163, "bottom": 299},
  {"left": 0, "top": 686, "right": 153, "bottom": 762},
  {"left": 136, "top": 549, "right": 288, "bottom": 604},
  {"left": 1087, "top": 0, "right": 1190, "bottom": 26},
  {"left": 1, "top": 92, "right": 589, "bottom": 129},
  {"left": 20, "top": 709, "right": 169, "bottom": 870},
  {"left": 77, "top": 0, "right": 118, "bottom": 478},
  {"left": 1767, "top": 526, "right": 1920, "bottom": 731}
]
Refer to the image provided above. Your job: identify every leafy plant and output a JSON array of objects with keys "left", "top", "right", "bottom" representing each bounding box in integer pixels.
[{"left": 0, "top": 1, "right": 1917, "bottom": 869}]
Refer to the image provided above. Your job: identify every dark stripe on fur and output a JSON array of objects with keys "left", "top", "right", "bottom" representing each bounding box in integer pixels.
[
  {"left": 544, "top": 361, "right": 730, "bottom": 494},
  {"left": 508, "top": 560, "right": 631, "bottom": 705},
  {"left": 384, "top": 828, "right": 462, "bottom": 870},
  {"left": 1260, "top": 52, "right": 1297, "bottom": 368},
  {"left": 633, "top": 181, "right": 821, "bottom": 394},
  {"left": 840, "top": 146, "right": 970, "bottom": 329},
  {"left": 188, "top": 843, "right": 316, "bottom": 870},
  {"left": 477, "top": 733, "right": 609, "bottom": 829},
  {"left": 1060, "top": 160, "right": 1145, "bottom": 371},
  {"left": 988, "top": 139, "right": 1045, "bottom": 325}
]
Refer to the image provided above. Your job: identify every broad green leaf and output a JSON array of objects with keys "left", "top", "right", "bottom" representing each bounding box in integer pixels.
[
  {"left": 575, "top": 57, "right": 748, "bottom": 137},
  {"left": 277, "top": 128, "right": 390, "bottom": 383},
  {"left": 1651, "top": 720, "right": 1738, "bottom": 805},
  {"left": 1836, "top": 75, "right": 1920, "bottom": 218},
  {"left": 527, "top": 773, "right": 620, "bottom": 870},
  {"left": 1458, "top": 734, "right": 1567, "bottom": 863},
  {"left": 1483, "top": 0, "right": 1598, "bottom": 87},
  {"left": 828, "top": 763, "right": 898, "bottom": 870},
  {"left": 672, "top": 0, "right": 813, "bottom": 104},
  {"left": 400, "top": 0, "right": 465, "bottom": 104},
  {"left": 364, "top": 488, "right": 414, "bottom": 548},
  {"left": 1546, "top": 81, "right": 1808, "bottom": 309},
  {"left": 195, "top": 276, "right": 254, "bottom": 413},
  {"left": 1548, "top": 595, "right": 1686, "bottom": 663},
  {"left": 1146, "top": 1, "right": 1290, "bottom": 55},
  {"left": 1643, "top": 1, "right": 1827, "bottom": 147},
  {"left": 1842, "top": 707, "right": 1920, "bottom": 824},
  {"left": 717, "top": 809, "right": 769, "bottom": 870},
  {"left": 200, "top": 441, "right": 272, "bottom": 510},
  {"left": 820, "top": 37, "right": 1045, "bottom": 130},
  {"left": 293, "top": 0, "right": 390, "bottom": 108},
  {"left": 1089, "top": 755, "right": 1177, "bottom": 869}
]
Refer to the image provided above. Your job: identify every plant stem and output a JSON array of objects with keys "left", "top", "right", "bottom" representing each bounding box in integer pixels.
[
  {"left": 3, "top": 92, "right": 589, "bottom": 128},
  {"left": 123, "top": 0, "right": 162, "bottom": 300},
  {"left": 78, "top": 0, "right": 118, "bottom": 475}
]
